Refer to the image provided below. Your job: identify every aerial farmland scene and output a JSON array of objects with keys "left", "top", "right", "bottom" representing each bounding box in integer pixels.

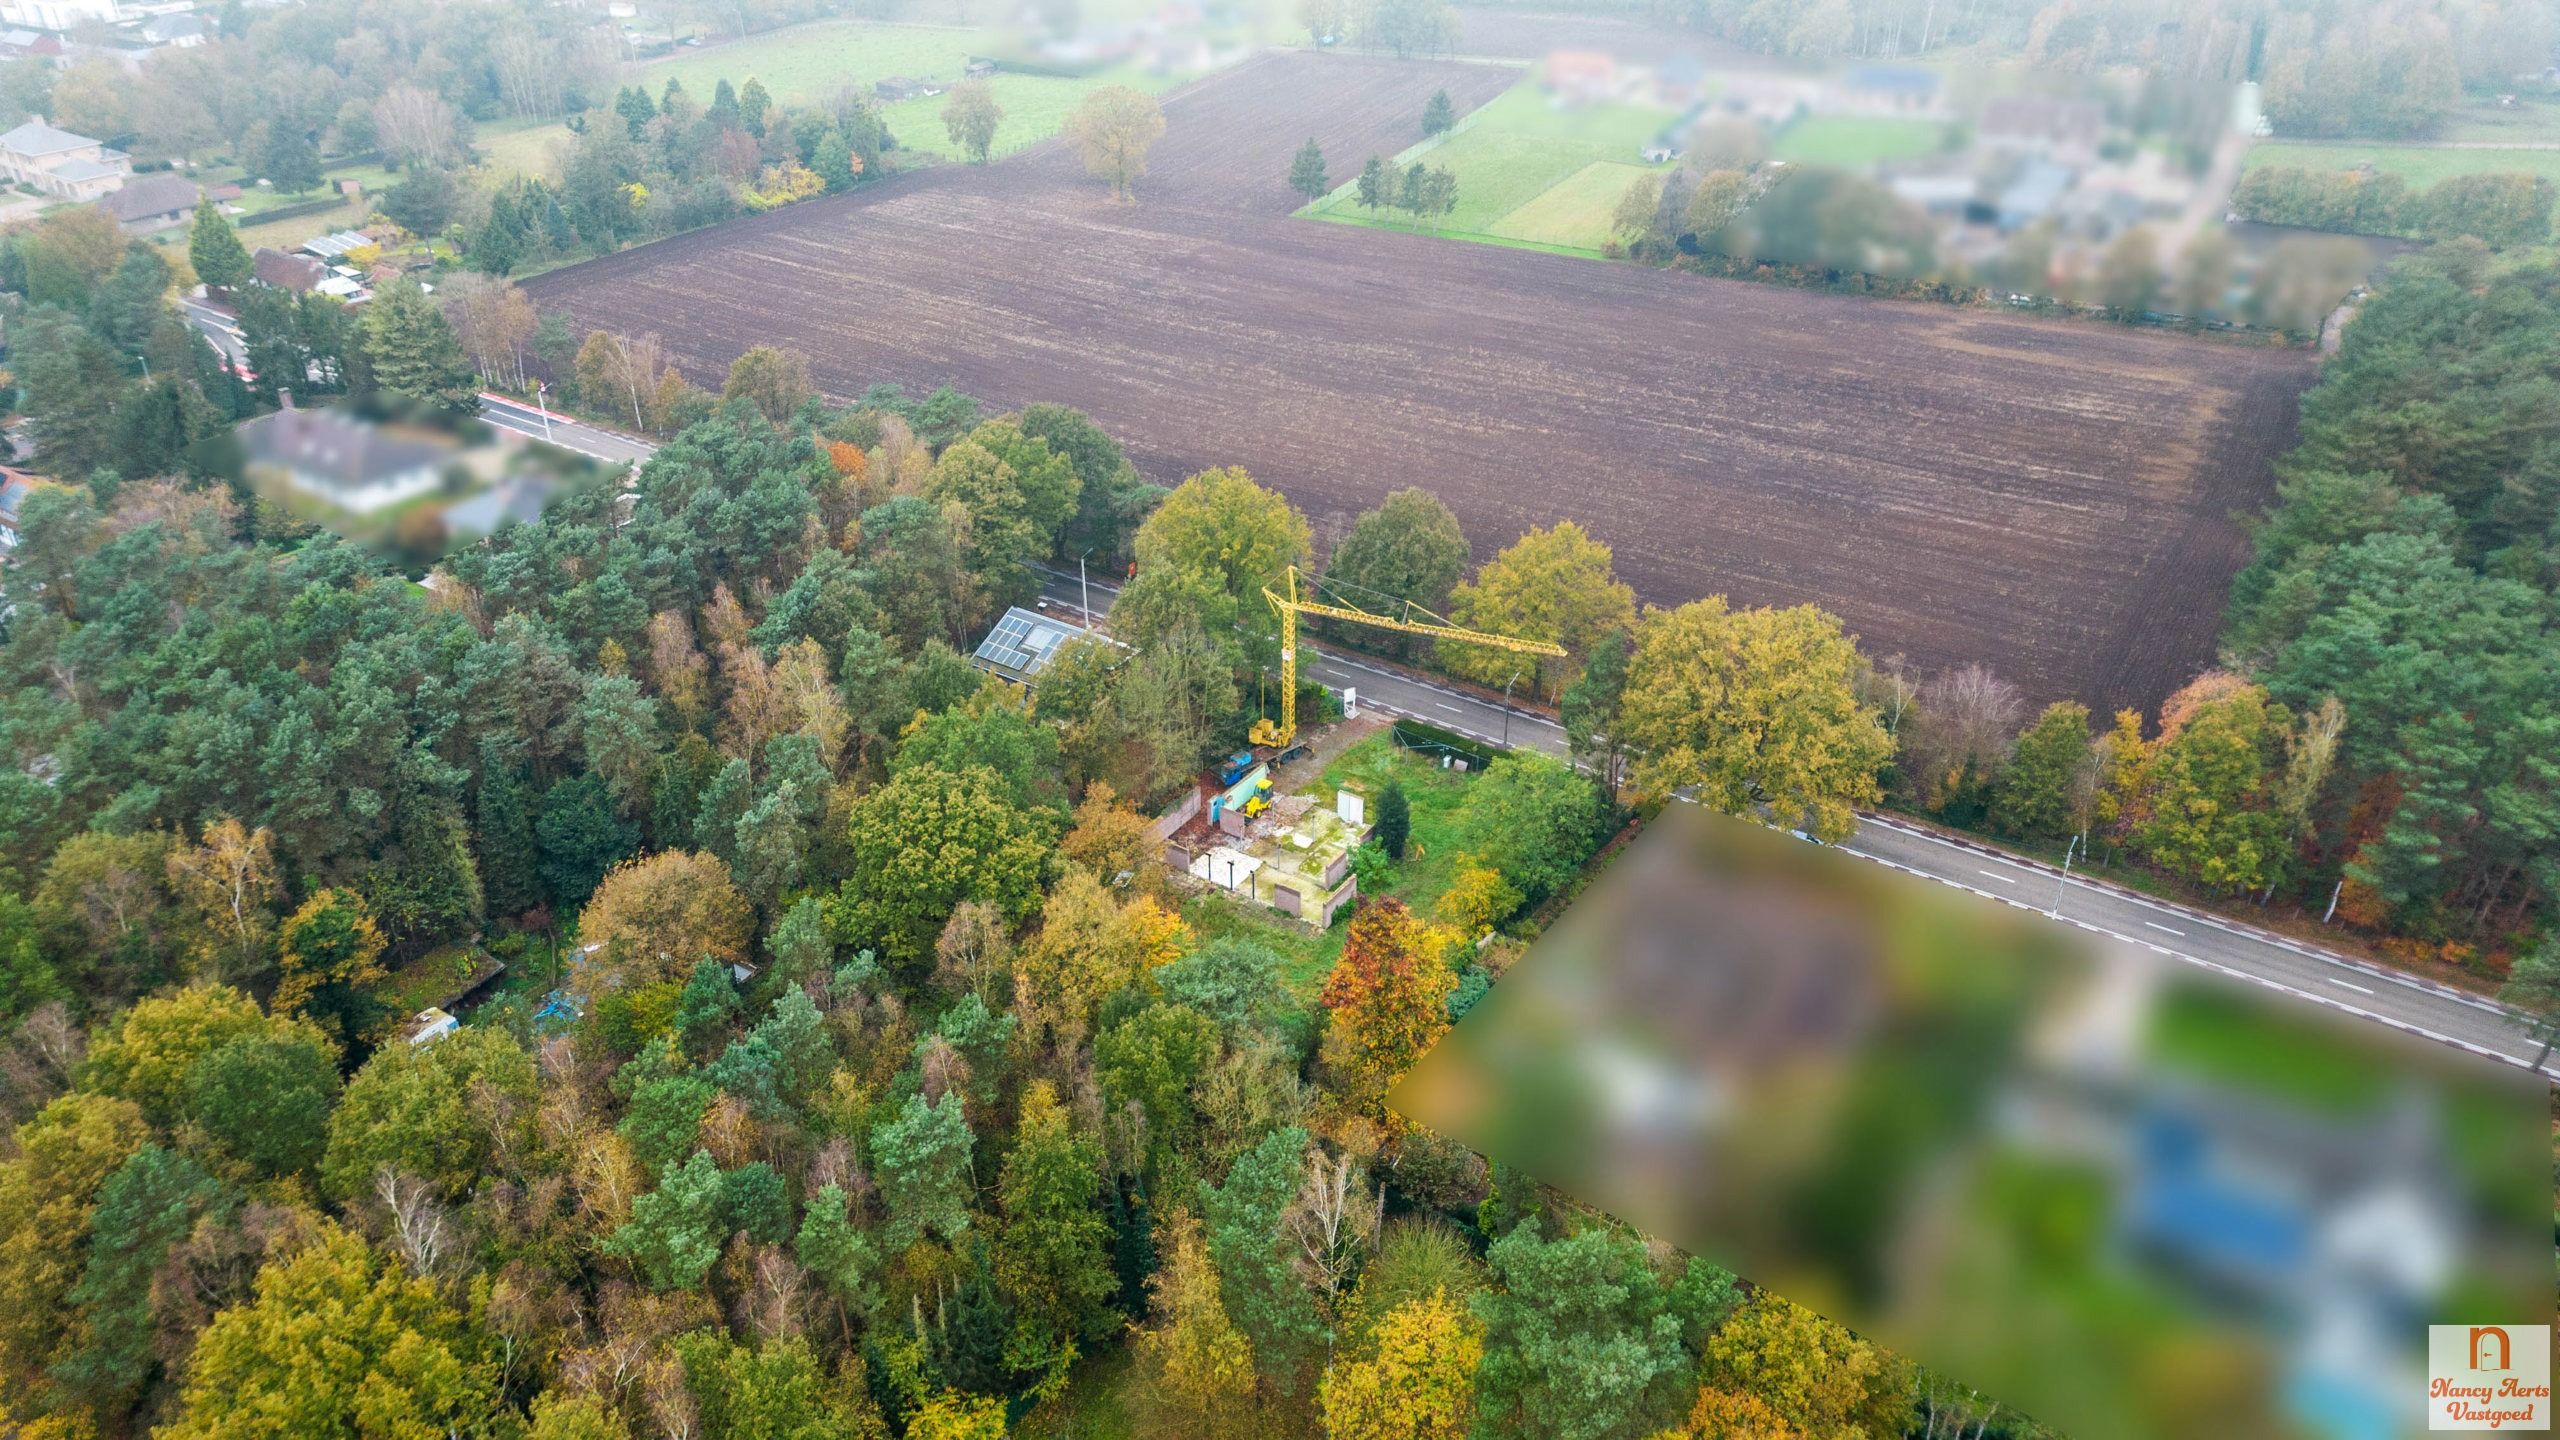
[{"left": 0, "top": 0, "right": 2551, "bottom": 1438}]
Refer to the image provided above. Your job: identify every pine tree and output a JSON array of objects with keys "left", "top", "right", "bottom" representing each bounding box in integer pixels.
[
  {"left": 1356, "top": 155, "right": 1388, "bottom": 216},
  {"left": 1421, "top": 88, "right": 1455, "bottom": 135},
  {"left": 1374, "top": 782, "right": 1410, "bottom": 859},
  {"left": 738, "top": 77, "right": 772, "bottom": 136},
  {"left": 1289, "top": 137, "right": 1328, "bottom": 201},
  {"left": 473, "top": 738, "right": 540, "bottom": 917},
  {"left": 358, "top": 278, "right": 479, "bottom": 416},
  {"left": 615, "top": 84, "right": 657, "bottom": 140},
  {"left": 188, "top": 196, "right": 252, "bottom": 292}
]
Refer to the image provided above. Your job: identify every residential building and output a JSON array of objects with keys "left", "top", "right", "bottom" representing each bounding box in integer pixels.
[
  {"left": 96, "top": 172, "right": 232, "bottom": 234},
  {"left": 237, "top": 401, "right": 456, "bottom": 514},
  {"left": 1182, "top": 785, "right": 1369, "bottom": 929},
  {"left": 0, "top": 0, "right": 111, "bottom": 33},
  {"left": 1979, "top": 95, "right": 2108, "bottom": 167},
  {"left": 252, "top": 245, "right": 326, "bottom": 293},
  {"left": 0, "top": 28, "right": 61, "bottom": 62},
  {"left": 0, "top": 116, "right": 131, "bottom": 200},
  {"left": 1542, "top": 50, "right": 1619, "bottom": 107},
  {"left": 1838, "top": 64, "right": 1943, "bottom": 117},
  {"left": 969, "top": 605, "right": 1115, "bottom": 688}
]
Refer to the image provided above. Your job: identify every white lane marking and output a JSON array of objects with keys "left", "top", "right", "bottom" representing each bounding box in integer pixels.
[
  {"left": 1843, "top": 847, "right": 2552, "bottom": 1077},
  {"left": 2144, "top": 921, "right": 2184, "bottom": 937},
  {"left": 2327, "top": 976, "right": 2375, "bottom": 995},
  {"left": 1432, "top": 703, "right": 1464, "bottom": 715},
  {"left": 1978, "top": 869, "right": 2016, "bottom": 884},
  {"left": 1851, "top": 813, "right": 2511, "bottom": 1018}
]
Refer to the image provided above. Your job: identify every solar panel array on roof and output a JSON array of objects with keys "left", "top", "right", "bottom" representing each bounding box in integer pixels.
[{"left": 970, "top": 606, "right": 1091, "bottom": 685}]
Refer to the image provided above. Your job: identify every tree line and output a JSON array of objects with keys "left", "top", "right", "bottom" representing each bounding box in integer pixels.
[{"left": 2232, "top": 166, "right": 2555, "bottom": 250}]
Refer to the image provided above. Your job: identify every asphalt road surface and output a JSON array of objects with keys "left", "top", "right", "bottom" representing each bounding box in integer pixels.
[
  {"left": 1027, "top": 562, "right": 2551, "bottom": 1081},
  {"left": 476, "top": 394, "right": 660, "bottom": 465}
]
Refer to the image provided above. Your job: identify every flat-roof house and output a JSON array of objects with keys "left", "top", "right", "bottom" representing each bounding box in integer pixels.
[
  {"left": 238, "top": 402, "right": 455, "bottom": 515},
  {"left": 0, "top": 116, "right": 131, "bottom": 200},
  {"left": 1979, "top": 95, "right": 2107, "bottom": 167},
  {"left": 1838, "top": 64, "right": 1944, "bottom": 117},
  {"left": 96, "top": 172, "right": 225, "bottom": 234}
]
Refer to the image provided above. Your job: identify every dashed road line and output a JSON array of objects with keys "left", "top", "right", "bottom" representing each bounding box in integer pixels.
[
  {"left": 1978, "top": 869, "right": 2016, "bottom": 884},
  {"left": 2326, "top": 976, "right": 2375, "bottom": 995},
  {"left": 2144, "top": 921, "right": 2184, "bottom": 937}
]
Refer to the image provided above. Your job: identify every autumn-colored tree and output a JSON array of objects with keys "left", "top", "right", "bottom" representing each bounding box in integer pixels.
[
  {"left": 574, "top": 850, "right": 755, "bottom": 1003},
  {"left": 272, "top": 889, "right": 388, "bottom": 1048},
  {"left": 162, "top": 820, "right": 280, "bottom": 988},
  {"left": 1016, "top": 869, "right": 1188, "bottom": 1049},
  {"left": 1319, "top": 899, "right": 1453, "bottom": 1117},
  {"left": 2131, "top": 681, "right": 2293, "bottom": 895},
  {"left": 2091, "top": 707, "right": 2148, "bottom": 838},
  {"left": 908, "top": 1390, "right": 1006, "bottom": 1439},
  {"left": 0, "top": 1093, "right": 149, "bottom": 1393},
  {"left": 1065, "top": 85, "right": 1166, "bottom": 200},
  {"left": 78, "top": 983, "right": 270, "bottom": 1124},
  {"left": 156, "top": 1222, "right": 503, "bottom": 1440},
  {"left": 837, "top": 763, "right": 1057, "bottom": 977},
  {"left": 1134, "top": 1208, "right": 1255, "bottom": 1418},
  {"left": 1691, "top": 1292, "right": 1911, "bottom": 1438},
  {"left": 1617, "top": 597, "right": 1891, "bottom": 843},
  {"left": 1433, "top": 863, "right": 1519, "bottom": 937},
  {"left": 720, "top": 345, "right": 813, "bottom": 426},
  {"left": 1318, "top": 1288, "right": 1483, "bottom": 1440},
  {"left": 1441, "top": 522, "right": 1635, "bottom": 697},
  {"left": 1058, "top": 782, "right": 1158, "bottom": 894}
]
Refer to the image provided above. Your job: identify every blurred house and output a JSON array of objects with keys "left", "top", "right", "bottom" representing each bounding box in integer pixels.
[
  {"left": 1710, "top": 71, "right": 1822, "bottom": 126},
  {"left": 441, "top": 474, "right": 553, "bottom": 540},
  {"left": 1542, "top": 50, "right": 1620, "bottom": 107},
  {"left": 1978, "top": 95, "right": 2108, "bottom": 167},
  {"left": 0, "top": 28, "right": 61, "bottom": 62},
  {"left": 0, "top": 116, "right": 129, "bottom": 200},
  {"left": 238, "top": 400, "right": 457, "bottom": 515},
  {"left": 1838, "top": 64, "right": 1943, "bottom": 117},
  {"left": 252, "top": 245, "right": 326, "bottom": 293}
]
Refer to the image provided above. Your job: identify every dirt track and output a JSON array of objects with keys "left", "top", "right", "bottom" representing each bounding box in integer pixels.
[{"left": 523, "top": 50, "right": 2311, "bottom": 718}]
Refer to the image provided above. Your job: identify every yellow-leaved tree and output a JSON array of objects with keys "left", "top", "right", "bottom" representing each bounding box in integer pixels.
[
  {"left": 1617, "top": 597, "right": 1891, "bottom": 843},
  {"left": 1318, "top": 1287, "right": 1484, "bottom": 1440},
  {"left": 1440, "top": 521, "right": 1635, "bottom": 698}
]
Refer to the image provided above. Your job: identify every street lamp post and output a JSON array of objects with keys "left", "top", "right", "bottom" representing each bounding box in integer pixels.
[
  {"left": 1078, "top": 549, "right": 1093, "bottom": 626},
  {"left": 1500, "top": 669, "right": 1520, "bottom": 748},
  {"left": 535, "top": 381, "right": 555, "bottom": 442},
  {"left": 2051, "top": 832, "right": 2081, "bottom": 918}
]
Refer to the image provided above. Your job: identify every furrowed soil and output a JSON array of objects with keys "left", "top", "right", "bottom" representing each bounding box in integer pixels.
[{"left": 523, "top": 49, "right": 2313, "bottom": 718}]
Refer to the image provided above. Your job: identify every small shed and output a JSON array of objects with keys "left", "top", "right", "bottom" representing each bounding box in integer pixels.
[{"left": 406, "top": 1007, "right": 460, "bottom": 1046}]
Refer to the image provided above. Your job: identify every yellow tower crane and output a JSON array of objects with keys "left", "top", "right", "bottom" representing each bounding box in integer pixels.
[{"left": 1247, "top": 565, "right": 1566, "bottom": 749}]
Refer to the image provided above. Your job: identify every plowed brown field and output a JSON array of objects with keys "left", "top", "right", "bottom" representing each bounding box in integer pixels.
[{"left": 523, "top": 49, "right": 2312, "bottom": 717}]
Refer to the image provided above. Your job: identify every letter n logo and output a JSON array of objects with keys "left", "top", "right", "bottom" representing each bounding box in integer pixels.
[{"left": 2471, "top": 1326, "right": 2512, "bottom": 1372}]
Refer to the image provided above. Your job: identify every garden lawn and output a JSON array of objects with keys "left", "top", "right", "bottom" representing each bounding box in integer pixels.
[
  {"left": 2145, "top": 985, "right": 2390, "bottom": 1116},
  {"left": 476, "top": 117, "right": 578, "bottom": 184},
  {"left": 2434, "top": 97, "right": 2560, "bottom": 146},
  {"left": 2241, "top": 140, "right": 2560, "bottom": 192},
  {"left": 1771, "top": 113, "right": 1948, "bottom": 167},
  {"left": 1306, "top": 78, "right": 1677, "bottom": 244},
  {"left": 1320, "top": 733, "right": 1480, "bottom": 918},
  {"left": 879, "top": 64, "right": 1190, "bottom": 163},
  {"left": 631, "top": 22, "right": 1000, "bottom": 108},
  {"left": 1488, "top": 159, "right": 1654, "bottom": 248}
]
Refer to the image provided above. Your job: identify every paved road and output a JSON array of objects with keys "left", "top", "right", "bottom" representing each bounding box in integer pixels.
[
  {"left": 476, "top": 394, "right": 659, "bottom": 465},
  {"left": 1030, "top": 562, "right": 2552, "bottom": 1080},
  {"left": 177, "top": 296, "right": 248, "bottom": 371}
]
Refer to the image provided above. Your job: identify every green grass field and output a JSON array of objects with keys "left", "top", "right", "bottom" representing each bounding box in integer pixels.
[
  {"left": 880, "top": 63, "right": 1188, "bottom": 162},
  {"left": 1306, "top": 79, "right": 1676, "bottom": 254},
  {"left": 632, "top": 22, "right": 999, "bottom": 108},
  {"left": 1770, "top": 113, "right": 1948, "bottom": 167},
  {"left": 2242, "top": 139, "right": 2560, "bottom": 191},
  {"left": 2434, "top": 97, "right": 2560, "bottom": 145},
  {"left": 1487, "top": 159, "right": 1653, "bottom": 248},
  {"left": 475, "top": 116, "right": 577, "bottom": 185}
]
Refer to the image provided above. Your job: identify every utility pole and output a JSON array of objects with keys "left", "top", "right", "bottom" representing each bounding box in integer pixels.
[
  {"left": 1078, "top": 549, "right": 1093, "bottom": 625},
  {"left": 535, "top": 380, "right": 555, "bottom": 441},
  {"left": 1500, "top": 669, "right": 1520, "bottom": 748},
  {"left": 2051, "top": 832, "right": 2080, "bottom": 918}
]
